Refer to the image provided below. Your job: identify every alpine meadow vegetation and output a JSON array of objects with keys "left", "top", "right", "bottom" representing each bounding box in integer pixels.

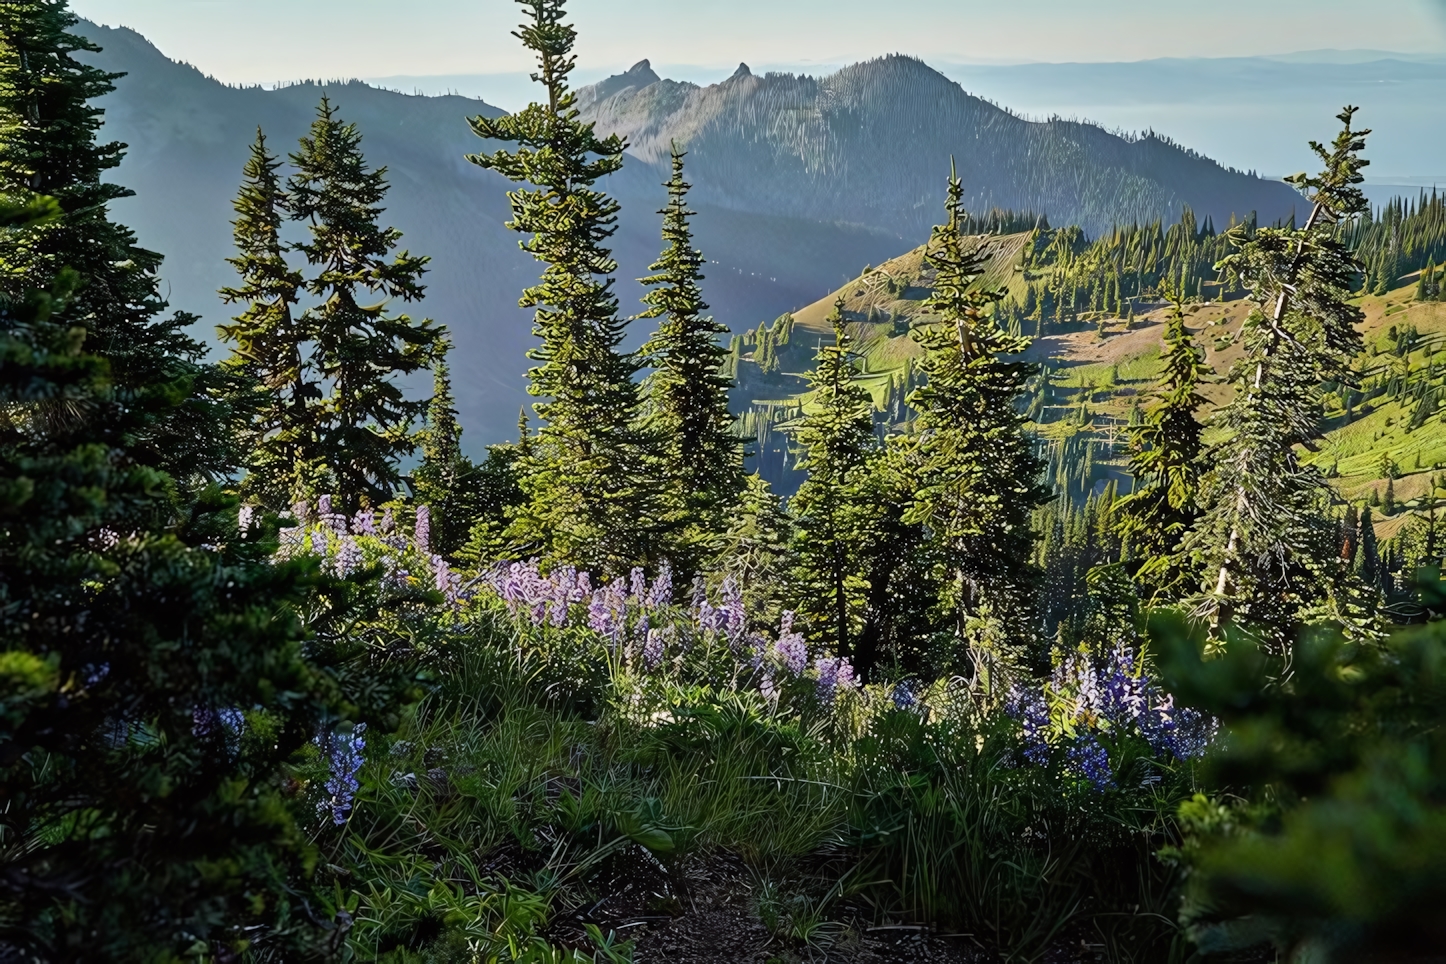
[{"left": 2, "top": 1, "right": 1444, "bottom": 962}]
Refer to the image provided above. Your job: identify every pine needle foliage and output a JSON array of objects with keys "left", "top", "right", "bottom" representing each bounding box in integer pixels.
[
  {"left": 1116, "top": 282, "right": 1210, "bottom": 597},
  {"left": 904, "top": 171, "right": 1047, "bottom": 667},
  {"left": 218, "top": 128, "right": 309, "bottom": 508},
  {"left": 289, "top": 97, "right": 442, "bottom": 511},
  {"left": 1184, "top": 107, "right": 1373, "bottom": 647},
  {"left": 465, "top": 0, "right": 654, "bottom": 575},
  {"left": 639, "top": 147, "right": 744, "bottom": 575},
  {"left": 790, "top": 300, "right": 878, "bottom": 659}
]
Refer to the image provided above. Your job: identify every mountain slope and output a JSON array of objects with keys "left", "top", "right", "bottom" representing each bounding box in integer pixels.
[
  {"left": 575, "top": 55, "right": 1306, "bottom": 239},
  {"left": 73, "top": 22, "right": 1309, "bottom": 449}
]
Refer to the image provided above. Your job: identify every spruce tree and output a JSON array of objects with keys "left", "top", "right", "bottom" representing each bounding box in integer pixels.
[
  {"left": 412, "top": 336, "right": 482, "bottom": 557},
  {"left": 1184, "top": 108, "right": 1373, "bottom": 646},
  {"left": 218, "top": 128, "right": 311, "bottom": 508},
  {"left": 0, "top": 0, "right": 237, "bottom": 484},
  {"left": 289, "top": 97, "right": 442, "bottom": 511},
  {"left": 639, "top": 147, "right": 744, "bottom": 575},
  {"left": 904, "top": 172, "right": 1047, "bottom": 675},
  {"left": 790, "top": 301, "right": 878, "bottom": 659},
  {"left": 466, "top": 0, "right": 655, "bottom": 575},
  {"left": 1116, "top": 283, "right": 1210, "bottom": 597}
]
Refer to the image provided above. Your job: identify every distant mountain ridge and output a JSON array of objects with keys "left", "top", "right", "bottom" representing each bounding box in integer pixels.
[
  {"left": 70, "top": 21, "right": 1309, "bottom": 449},
  {"left": 573, "top": 54, "right": 1304, "bottom": 238}
]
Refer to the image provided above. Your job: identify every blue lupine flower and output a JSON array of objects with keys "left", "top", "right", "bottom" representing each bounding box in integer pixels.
[
  {"left": 648, "top": 563, "right": 673, "bottom": 610},
  {"left": 643, "top": 628, "right": 666, "bottom": 670},
  {"left": 630, "top": 567, "right": 647, "bottom": 604},
  {"left": 720, "top": 577, "right": 745, "bottom": 644},
  {"left": 1067, "top": 733, "right": 1114, "bottom": 791},
  {"left": 317, "top": 723, "right": 367, "bottom": 825},
  {"left": 414, "top": 505, "right": 431, "bottom": 553},
  {"left": 774, "top": 632, "right": 807, "bottom": 675},
  {"left": 891, "top": 680, "right": 917, "bottom": 710}
]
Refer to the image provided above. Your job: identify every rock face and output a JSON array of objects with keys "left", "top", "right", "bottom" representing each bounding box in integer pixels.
[{"left": 576, "top": 54, "right": 1304, "bottom": 238}]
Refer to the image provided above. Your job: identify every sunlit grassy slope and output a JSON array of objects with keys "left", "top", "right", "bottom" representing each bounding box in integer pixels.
[{"left": 733, "top": 233, "right": 1446, "bottom": 536}]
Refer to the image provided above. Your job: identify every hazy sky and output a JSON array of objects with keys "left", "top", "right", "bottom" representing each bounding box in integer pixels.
[{"left": 70, "top": 0, "right": 1446, "bottom": 86}]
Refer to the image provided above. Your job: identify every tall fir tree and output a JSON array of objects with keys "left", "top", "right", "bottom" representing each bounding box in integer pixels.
[
  {"left": 218, "top": 128, "right": 311, "bottom": 508},
  {"left": 639, "top": 147, "right": 744, "bottom": 576},
  {"left": 1184, "top": 108, "right": 1373, "bottom": 646},
  {"left": 412, "top": 336, "right": 482, "bottom": 557},
  {"left": 790, "top": 300, "right": 878, "bottom": 659},
  {"left": 904, "top": 171, "right": 1047, "bottom": 679},
  {"left": 1115, "top": 282, "right": 1210, "bottom": 598},
  {"left": 466, "top": 0, "right": 656, "bottom": 575},
  {"left": 289, "top": 97, "right": 442, "bottom": 511},
  {"left": 0, "top": 0, "right": 238, "bottom": 484}
]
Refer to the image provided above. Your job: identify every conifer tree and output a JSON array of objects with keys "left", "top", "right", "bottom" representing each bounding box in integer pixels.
[
  {"left": 466, "top": 0, "right": 655, "bottom": 574},
  {"left": 412, "top": 337, "right": 482, "bottom": 557},
  {"left": 904, "top": 172, "right": 1047, "bottom": 674},
  {"left": 791, "top": 301, "right": 878, "bottom": 658},
  {"left": 1184, "top": 108, "right": 1373, "bottom": 646},
  {"left": 711, "top": 472, "right": 797, "bottom": 626},
  {"left": 1116, "top": 282, "right": 1210, "bottom": 596},
  {"left": 0, "top": 193, "right": 392, "bottom": 959},
  {"left": 289, "top": 97, "right": 442, "bottom": 510},
  {"left": 219, "top": 128, "right": 310, "bottom": 507},
  {"left": 639, "top": 147, "right": 744, "bottom": 575},
  {"left": 0, "top": 0, "right": 237, "bottom": 483}
]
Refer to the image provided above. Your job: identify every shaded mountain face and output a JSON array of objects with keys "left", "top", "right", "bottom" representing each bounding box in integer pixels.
[
  {"left": 73, "top": 24, "right": 1303, "bottom": 449},
  {"left": 575, "top": 54, "right": 1305, "bottom": 238}
]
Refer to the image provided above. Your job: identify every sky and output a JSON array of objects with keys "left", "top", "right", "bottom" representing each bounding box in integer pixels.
[{"left": 70, "top": 0, "right": 1446, "bottom": 87}]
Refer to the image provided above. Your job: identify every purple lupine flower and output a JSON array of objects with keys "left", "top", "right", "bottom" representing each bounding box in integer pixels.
[
  {"left": 380, "top": 507, "right": 397, "bottom": 534},
  {"left": 835, "top": 659, "right": 858, "bottom": 693},
  {"left": 891, "top": 680, "right": 917, "bottom": 710},
  {"left": 1006, "top": 684, "right": 1051, "bottom": 766},
  {"left": 635, "top": 612, "right": 650, "bottom": 641},
  {"left": 431, "top": 554, "right": 459, "bottom": 605},
  {"left": 318, "top": 494, "right": 332, "bottom": 517},
  {"left": 774, "top": 632, "right": 808, "bottom": 675},
  {"left": 414, "top": 505, "right": 431, "bottom": 553},
  {"left": 292, "top": 499, "right": 312, "bottom": 525},
  {"left": 720, "top": 577, "right": 745, "bottom": 644},
  {"left": 648, "top": 563, "right": 673, "bottom": 610},
  {"left": 351, "top": 509, "right": 377, "bottom": 536},
  {"left": 238, "top": 505, "right": 256, "bottom": 535},
  {"left": 334, "top": 537, "right": 364, "bottom": 576},
  {"left": 815, "top": 657, "right": 842, "bottom": 702},
  {"left": 548, "top": 597, "right": 569, "bottom": 628},
  {"left": 1067, "top": 733, "right": 1114, "bottom": 791},
  {"left": 779, "top": 611, "right": 795, "bottom": 636},
  {"left": 630, "top": 567, "right": 647, "bottom": 604},
  {"left": 309, "top": 530, "right": 328, "bottom": 557},
  {"left": 697, "top": 601, "right": 720, "bottom": 635},
  {"left": 643, "top": 629, "right": 665, "bottom": 670},
  {"left": 576, "top": 571, "right": 592, "bottom": 598},
  {"left": 317, "top": 723, "right": 367, "bottom": 825}
]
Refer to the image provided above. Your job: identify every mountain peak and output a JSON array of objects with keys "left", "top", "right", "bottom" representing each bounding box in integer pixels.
[
  {"left": 731, "top": 62, "right": 752, "bottom": 80},
  {"left": 575, "top": 58, "right": 663, "bottom": 110}
]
